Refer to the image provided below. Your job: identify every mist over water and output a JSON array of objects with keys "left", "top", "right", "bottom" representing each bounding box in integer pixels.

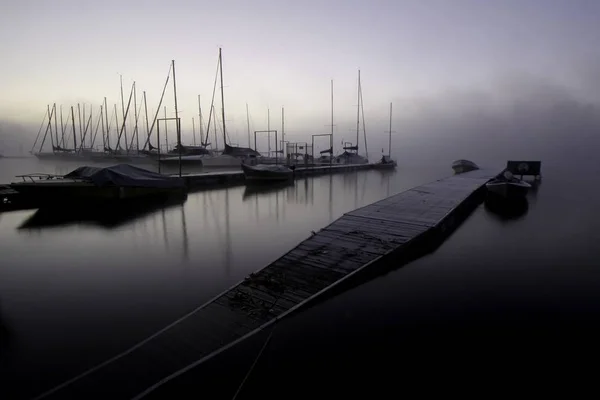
[
  {"left": 3, "top": 70, "right": 600, "bottom": 175},
  {"left": 2, "top": 70, "right": 600, "bottom": 398}
]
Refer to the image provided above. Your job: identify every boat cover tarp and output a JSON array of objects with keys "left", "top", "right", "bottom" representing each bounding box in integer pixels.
[{"left": 64, "top": 164, "right": 185, "bottom": 188}]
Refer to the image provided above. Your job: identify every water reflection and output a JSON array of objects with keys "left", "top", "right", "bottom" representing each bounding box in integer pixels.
[
  {"left": 180, "top": 204, "right": 189, "bottom": 262},
  {"left": 0, "top": 306, "right": 10, "bottom": 358},
  {"left": 17, "top": 196, "right": 188, "bottom": 231},
  {"left": 242, "top": 181, "right": 294, "bottom": 201},
  {"left": 484, "top": 194, "right": 530, "bottom": 221},
  {"left": 0, "top": 167, "right": 411, "bottom": 400}
]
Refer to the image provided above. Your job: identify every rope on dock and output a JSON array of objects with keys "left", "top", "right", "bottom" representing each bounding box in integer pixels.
[{"left": 230, "top": 326, "right": 276, "bottom": 400}]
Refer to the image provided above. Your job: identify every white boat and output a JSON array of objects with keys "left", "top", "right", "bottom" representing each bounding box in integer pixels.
[
  {"left": 485, "top": 171, "right": 531, "bottom": 199},
  {"left": 335, "top": 151, "right": 369, "bottom": 164},
  {"left": 159, "top": 147, "right": 260, "bottom": 168},
  {"left": 160, "top": 49, "right": 262, "bottom": 169},
  {"left": 452, "top": 159, "right": 479, "bottom": 174},
  {"left": 242, "top": 163, "right": 294, "bottom": 182}
]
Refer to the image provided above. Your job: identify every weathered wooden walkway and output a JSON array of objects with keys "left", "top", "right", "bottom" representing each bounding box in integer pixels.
[{"left": 33, "top": 168, "right": 497, "bottom": 400}]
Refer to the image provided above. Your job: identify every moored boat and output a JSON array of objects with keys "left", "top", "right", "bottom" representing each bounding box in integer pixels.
[
  {"left": 374, "top": 155, "right": 397, "bottom": 168},
  {"left": 485, "top": 170, "right": 531, "bottom": 199},
  {"left": 452, "top": 159, "right": 479, "bottom": 174},
  {"left": 10, "top": 164, "right": 187, "bottom": 206},
  {"left": 241, "top": 163, "right": 294, "bottom": 182}
]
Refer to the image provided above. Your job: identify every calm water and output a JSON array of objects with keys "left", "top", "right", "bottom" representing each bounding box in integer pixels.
[
  {"left": 144, "top": 162, "right": 600, "bottom": 399},
  {"left": 2, "top": 157, "right": 599, "bottom": 399},
  {"left": 0, "top": 157, "right": 448, "bottom": 399}
]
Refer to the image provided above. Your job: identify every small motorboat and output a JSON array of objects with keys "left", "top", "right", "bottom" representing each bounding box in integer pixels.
[
  {"left": 241, "top": 163, "right": 294, "bottom": 182},
  {"left": 10, "top": 164, "right": 187, "bottom": 206},
  {"left": 485, "top": 170, "right": 531, "bottom": 199},
  {"left": 452, "top": 159, "right": 479, "bottom": 174}
]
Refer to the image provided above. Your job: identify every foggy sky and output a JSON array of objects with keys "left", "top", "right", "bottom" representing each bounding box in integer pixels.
[{"left": 1, "top": 0, "right": 600, "bottom": 162}]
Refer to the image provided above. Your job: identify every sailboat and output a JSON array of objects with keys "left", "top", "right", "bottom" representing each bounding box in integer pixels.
[
  {"left": 160, "top": 48, "right": 260, "bottom": 168},
  {"left": 335, "top": 70, "right": 369, "bottom": 165},
  {"left": 375, "top": 102, "right": 397, "bottom": 168}
]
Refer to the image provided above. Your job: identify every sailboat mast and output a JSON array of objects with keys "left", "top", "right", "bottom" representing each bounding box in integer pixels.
[
  {"left": 246, "top": 103, "right": 251, "bottom": 148},
  {"left": 388, "top": 102, "right": 392, "bottom": 158},
  {"left": 281, "top": 107, "right": 285, "bottom": 155},
  {"left": 198, "top": 95, "right": 204, "bottom": 146},
  {"left": 192, "top": 118, "right": 196, "bottom": 146},
  {"left": 356, "top": 70, "right": 360, "bottom": 151},
  {"left": 53, "top": 103, "right": 58, "bottom": 148},
  {"left": 82, "top": 104, "right": 86, "bottom": 146},
  {"left": 360, "top": 80, "right": 368, "bottom": 160},
  {"left": 43, "top": 104, "right": 53, "bottom": 152},
  {"left": 59, "top": 105, "right": 65, "bottom": 147},
  {"left": 330, "top": 79, "right": 334, "bottom": 166},
  {"left": 212, "top": 105, "right": 218, "bottom": 150},
  {"left": 172, "top": 59, "right": 182, "bottom": 177},
  {"left": 100, "top": 105, "right": 106, "bottom": 151},
  {"left": 89, "top": 107, "right": 93, "bottom": 148},
  {"left": 103, "top": 97, "right": 110, "bottom": 150},
  {"left": 143, "top": 91, "right": 150, "bottom": 149},
  {"left": 120, "top": 74, "right": 128, "bottom": 152},
  {"left": 71, "top": 106, "right": 77, "bottom": 150},
  {"left": 77, "top": 104, "right": 83, "bottom": 150},
  {"left": 267, "top": 108, "right": 271, "bottom": 155},
  {"left": 133, "top": 82, "right": 139, "bottom": 152},
  {"left": 218, "top": 48, "right": 227, "bottom": 147},
  {"left": 113, "top": 103, "right": 119, "bottom": 151},
  {"left": 164, "top": 106, "right": 169, "bottom": 151}
]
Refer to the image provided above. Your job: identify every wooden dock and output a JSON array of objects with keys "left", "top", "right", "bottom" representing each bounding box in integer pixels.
[
  {"left": 33, "top": 168, "right": 497, "bottom": 400},
  {"left": 180, "top": 162, "right": 382, "bottom": 190},
  {"left": 0, "top": 163, "right": 379, "bottom": 212}
]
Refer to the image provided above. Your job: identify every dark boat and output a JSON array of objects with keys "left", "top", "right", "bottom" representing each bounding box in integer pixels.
[
  {"left": 485, "top": 170, "right": 531, "bottom": 199},
  {"left": 10, "top": 164, "right": 187, "bottom": 206},
  {"left": 241, "top": 163, "right": 294, "bottom": 182},
  {"left": 242, "top": 180, "right": 295, "bottom": 200},
  {"left": 374, "top": 155, "right": 397, "bottom": 169},
  {"left": 18, "top": 195, "right": 186, "bottom": 230},
  {"left": 452, "top": 159, "right": 479, "bottom": 174}
]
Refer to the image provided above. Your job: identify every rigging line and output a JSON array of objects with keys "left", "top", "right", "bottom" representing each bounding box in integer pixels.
[
  {"left": 231, "top": 327, "right": 276, "bottom": 400},
  {"left": 129, "top": 97, "right": 144, "bottom": 150},
  {"left": 30, "top": 110, "right": 48, "bottom": 152},
  {"left": 204, "top": 55, "right": 221, "bottom": 145},
  {"left": 142, "top": 63, "right": 173, "bottom": 150},
  {"left": 105, "top": 105, "right": 115, "bottom": 149},
  {"left": 359, "top": 81, "right": 368, "bottom": 160},
  {"left": 90, "top": 105, "right": 103, "bottom": 149}
]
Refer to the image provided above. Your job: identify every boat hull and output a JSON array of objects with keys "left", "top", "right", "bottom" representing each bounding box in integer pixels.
[
  {"left": 201, "top": 155, "right": 242, "bottom": 167},
  {"left": 241, "top": 163, "right": 293, "bottom": 182},
  {"left": 373, "top": 161, "right": 397, "bottom": 169},
  {"left": 452, "top": 159, "right": 479, "bottom": 174},
  {"left": 485, "top": 181, "right": 530, "bottom": 199}
]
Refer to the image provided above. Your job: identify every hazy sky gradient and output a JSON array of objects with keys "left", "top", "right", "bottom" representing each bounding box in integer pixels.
[{"left": 2, "top": 0, "right": 600, "bottom": 154}]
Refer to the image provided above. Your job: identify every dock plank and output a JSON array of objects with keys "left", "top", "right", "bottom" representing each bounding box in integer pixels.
[{"left": 35, "top": 168, "right": 497, "bottom": 400}]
